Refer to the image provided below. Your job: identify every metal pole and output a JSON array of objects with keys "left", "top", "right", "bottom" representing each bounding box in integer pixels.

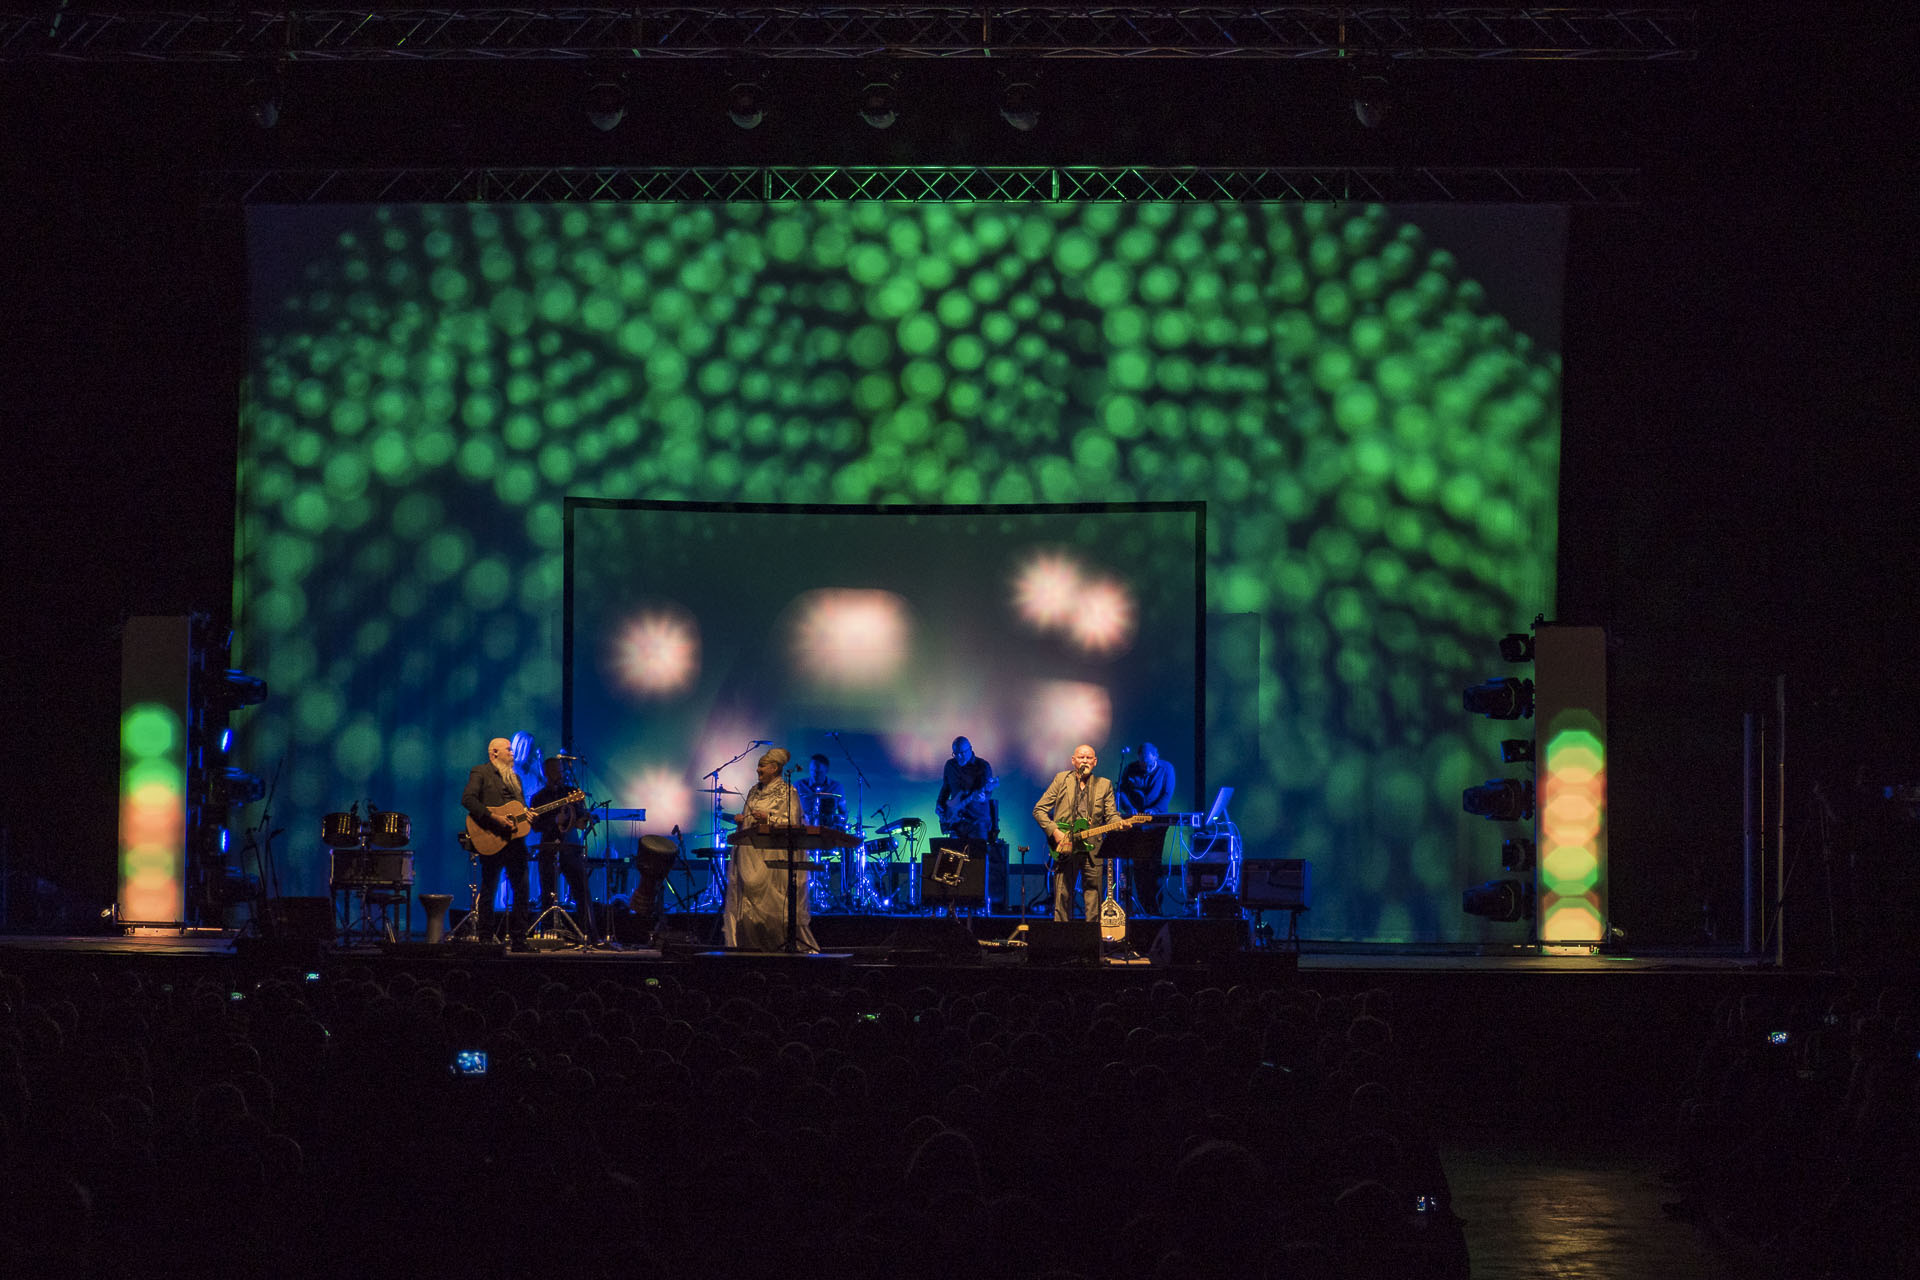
[
  {"left": 1774, "top": 675, "right": 1787, "bottom": 968},
  {"left": 1742, "top": 712, "right": 1754, "bottom": 955}
]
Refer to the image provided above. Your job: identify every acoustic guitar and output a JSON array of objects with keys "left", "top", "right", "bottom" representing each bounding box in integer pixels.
[{"left": 465, "top": 789, "right": 585, "bottom": 858}]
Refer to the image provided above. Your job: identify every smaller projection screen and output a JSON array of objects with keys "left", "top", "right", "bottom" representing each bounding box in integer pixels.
[{"left": 565, "top": 500, "right": 1203, "bottom": 847}]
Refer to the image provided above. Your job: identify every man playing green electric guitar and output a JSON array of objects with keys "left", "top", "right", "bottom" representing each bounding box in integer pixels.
[{"left": 1033, "top": 744, "right": 1147, "bottom": 933}]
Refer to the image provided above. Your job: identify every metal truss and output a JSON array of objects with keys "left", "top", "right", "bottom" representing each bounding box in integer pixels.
[
  {"left": 4, "top": 7, "right": 1699, "bottom": 63},
  {"left": 206, "top": 164, "right": 1641, "bottom": 205}
]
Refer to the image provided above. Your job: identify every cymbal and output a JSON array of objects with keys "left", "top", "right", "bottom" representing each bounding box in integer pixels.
[
  {"left": 696, "top": 785, "right": 741, "bottom": 796},
  {"left": 877, "top": 817, "right": 923, "bottom": 835}
]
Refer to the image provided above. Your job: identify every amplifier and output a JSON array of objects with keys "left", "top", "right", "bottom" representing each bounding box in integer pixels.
[
  {"left": 1184, "top": 860, "right": 1231, "bottom": 894},
  {"left": 1239, "top": 858, "right": 1310, "bottom": 910},
  {"left": 330, "top": 850, "right": 414, "bottom": 887}
]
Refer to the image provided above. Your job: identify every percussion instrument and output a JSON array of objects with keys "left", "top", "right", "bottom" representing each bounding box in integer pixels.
[
  {"left": 369, "top": 810, "right": 411, "bottom": 848},
  {"left": 857, "top": 835, "right": 899, "bottom": 860},
  {"left": 330, "top": 850, "right": 414, "bottom": 887},
  {"left": 877, "top": 817, "right": 923, "bottom": 836},
  {"left": 321, "top": 812, "right": 363, "bottom": 848}
]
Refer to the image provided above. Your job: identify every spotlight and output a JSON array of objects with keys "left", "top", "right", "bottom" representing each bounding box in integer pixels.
[
  {"left": 858, "top": 79, "right": 898, "bottom": 130},
  {"left": 999, "top": 80, "right": 1040, "bottom": 132},
  {"left": 210, "top": 767, "right": 267, "bottom": 809},
  {"left": 1353, "top": 73, "right": 1392, "bottom": 129},
  {"left": 245, "top": 77, "right": 280, "bottom": 130},
  {"left": 1463, "top": 677, "right": 1533, "bottom": 720},
  {"left": 1499, "top": 632, "right": 1535, "bottom": 663},
  {"left": 1463, "top": 879, "right": 1531, "bottom": 923},
  {"left": 1500, "top": 738, "right": 1535, "bottom": 764},
  {"left": 1501, "top": 837, "right": 1536, "bottom": 872},
  {"left": 211, "top": 669, "right": 269, "bottom": 710},
  {"left": 585, "top": 78, "right": 627, "bottom": 132},
  {"left": 1462, "top": 777, "right": 1534, "bottom": 822},
  {"left": 726, "top": 81, "right": 766, "bottom": 130}
]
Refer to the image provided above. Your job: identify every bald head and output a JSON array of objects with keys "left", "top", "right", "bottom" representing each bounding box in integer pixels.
[{"left": 487, "top": 738, "right": 513, "bottom": 768}]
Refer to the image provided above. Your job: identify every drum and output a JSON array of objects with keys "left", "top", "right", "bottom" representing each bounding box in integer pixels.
[
  {"left": 637, "top": 834, "right": 679, "bottom": 875},
  {"left": 321, "top": 812, "right": 363, "bottom": 848},
  {"left": 369, "top": 810, "right": 411, "bottom": 848},
  {"left": 858, "top": 835, "right": 898, "bottom": 861}
]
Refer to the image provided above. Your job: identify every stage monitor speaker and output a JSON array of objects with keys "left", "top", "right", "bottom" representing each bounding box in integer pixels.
[
  {"left": 1239, "top": 858, "right": 1311, "bottom": 911},
  {"left": 1144, "top": 917, "right": 1250, "bottom": 966},
  {"left": 1025, "top": 920, "right": 1099, "bottom": 964},
  {"left": 921, "top": 838, "right": 988, "bottom": 909},
  {"left": 258, "top": 896, "right": 334, "bottom": 942}
]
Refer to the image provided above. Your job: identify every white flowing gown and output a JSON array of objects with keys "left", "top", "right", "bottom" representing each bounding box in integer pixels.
[{"left": 721, "top": 777, "right": 820, "bottom": 952}]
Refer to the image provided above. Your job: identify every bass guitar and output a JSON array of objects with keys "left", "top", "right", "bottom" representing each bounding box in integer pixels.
[{"left": 465, "top": 789, "right": 585, "bottom": 858}]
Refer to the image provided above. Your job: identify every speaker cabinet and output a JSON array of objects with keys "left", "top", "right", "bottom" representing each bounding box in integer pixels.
[{"left": 1025, "top": 920, "right": 1100, "bottom": 964}]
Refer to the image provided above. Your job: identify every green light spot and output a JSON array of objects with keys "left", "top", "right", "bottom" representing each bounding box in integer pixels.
[
  {"left": 457, "top": 436, "right": 499, "bottom": 481},
  {"left": 463, "top": 557, "right": 513, "bottom": 610},
  {"left": 294, "top": 687, "right": 342, "bottom": 738},
  {"left": 287, "top": 491, "right": 330, "bottom": 534},
  {"left": 853, "top": 372, "right": 898, "bottom": 414},
  {"left": 322, "top": 452, "right": 368, "bottom": 501},
  {"left": 1150, "top": 311, "right": 1191, "bottom": 348},
  {"left": 122, "top": 706, "right": 177, "bottom": 758},
  {"left": 1333, "top": 383, "right": 1382, "bottom": 433},
  {"left": 421, "top": 530, "right": 470, "bottom": 583}
]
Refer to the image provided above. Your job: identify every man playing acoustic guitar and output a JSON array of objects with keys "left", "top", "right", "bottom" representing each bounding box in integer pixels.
[{"left": 461, "top": 736, "right": 534, "bottom": 950}]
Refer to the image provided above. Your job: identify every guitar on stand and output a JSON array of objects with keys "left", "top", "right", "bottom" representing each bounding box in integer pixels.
[{"left": 1058, "top": 813, "right": 1151, "bottom": 958}]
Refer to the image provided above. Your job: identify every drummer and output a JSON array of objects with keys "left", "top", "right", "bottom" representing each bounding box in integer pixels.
[{"left": 796, "top": 753, "right": 846, "bottom": 829}]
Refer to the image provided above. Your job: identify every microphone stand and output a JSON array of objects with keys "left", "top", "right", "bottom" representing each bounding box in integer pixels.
[
  {"left": 830, "top": 731, "right": 876, "bottom": 912},
  {"left": 698, "top": 740, "right": 765, "bottom": 912}
]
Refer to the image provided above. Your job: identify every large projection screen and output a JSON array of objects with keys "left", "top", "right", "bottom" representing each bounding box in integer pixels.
[
  {"left": 240, "top": 200, "right": 1564, "bottom": 941},
  {"left": 565, "top": 500, "right": 1203, "bottom": 843}
]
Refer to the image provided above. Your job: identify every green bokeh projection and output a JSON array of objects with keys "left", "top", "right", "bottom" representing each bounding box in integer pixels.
[{"left": 240, "top": 200, "right": 1560, "bottom": 941}]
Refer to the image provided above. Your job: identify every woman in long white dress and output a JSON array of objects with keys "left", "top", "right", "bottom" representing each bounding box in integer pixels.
[{"left": 721, "top": 746, "right": 820, "bottom": 951}]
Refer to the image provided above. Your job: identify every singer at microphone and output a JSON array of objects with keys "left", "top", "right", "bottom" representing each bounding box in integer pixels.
[{"left": 1032, "top": 743, "right": 1119, "bottom": 923}]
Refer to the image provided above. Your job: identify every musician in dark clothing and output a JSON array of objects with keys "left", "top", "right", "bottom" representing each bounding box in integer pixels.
[
  {"left": 1117, "top": 742, "right": 1176, "bottom": 916},
  {"left": 796, "top": 754, "right": 846, "bottom": 829},
  {"left": 461, "top": 736, "right": 531, "bottom": 950},
  {"left": 529, "top": 756, "right": 596, "bottom": 941},
  {"left": 937, "top": 737, "right": 998, "bottom": 841}
]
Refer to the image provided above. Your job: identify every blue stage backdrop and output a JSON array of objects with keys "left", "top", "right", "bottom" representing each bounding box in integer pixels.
[{"left": 239, "top": 200, "right": 1563, "bottom": 940}]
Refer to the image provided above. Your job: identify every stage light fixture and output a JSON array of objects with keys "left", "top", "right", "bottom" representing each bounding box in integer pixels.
[
  {"left": 1463, "top": 879, "right": 1531, "bottom": 923},
  {"left": 1501, "top": 738, "right": 1535, "bottom": 764},
  {"left": 726, "top": 81, "right": 767, "bottom": 130},
  {"left": 1499, "top": 632, "right": 1535, "bottom": 663},
  {"left": 858, "top": 79, "right": 899, "bottom": 130},
  {"left": 1501, "top": 837, "right": 1535, "bottom": 872},
  {"left": 1463, "top": 676, "right": 1533, "bottom": 720},
  {"left": 1353, "top": 73, "right": 1392, "bottom": 129},
  {"left": 999, "top": 80, "right": 1040, "bottom": 132},
  {"left": 209, "top": 767, "right": 267, "bottom": 809},
  {"left": 210, "top": 669, "right": 269, "bottom": 710},
  {"left": 585, "top": 78, "right": 627, "bottom": 132},
  {"left": 245, "top": 75, "right": 280, "bottom": 129},
  {"left": 1462, "top": 777, "right": 1534, "bottom": 823}
]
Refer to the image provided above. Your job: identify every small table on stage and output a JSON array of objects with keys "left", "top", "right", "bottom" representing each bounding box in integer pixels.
[{"left": 727, "top": 824, "right": 861, "bottom": 953}]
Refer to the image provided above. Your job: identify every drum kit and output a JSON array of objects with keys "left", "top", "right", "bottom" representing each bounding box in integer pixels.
[{"left": 323, "top": 802, "right": 414, "bottom": 944}]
